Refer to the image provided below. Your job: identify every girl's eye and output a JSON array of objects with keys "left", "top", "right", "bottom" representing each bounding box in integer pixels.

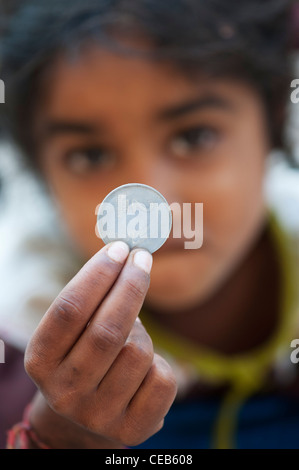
[
  {"left": 170, "top": 127, "right": 220, "bottom": 159},
  {"left": 64, "top": 148, "right": 115, "bottom": 175}
]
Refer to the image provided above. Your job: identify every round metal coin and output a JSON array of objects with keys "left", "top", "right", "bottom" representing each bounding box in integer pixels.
[{"left": 96, "top": 183, "right": 172, "bottom": 253}]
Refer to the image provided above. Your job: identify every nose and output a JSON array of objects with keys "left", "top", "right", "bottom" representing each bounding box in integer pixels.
[{"left": 121, "top": 157, "right": 181, "bottom": 208}]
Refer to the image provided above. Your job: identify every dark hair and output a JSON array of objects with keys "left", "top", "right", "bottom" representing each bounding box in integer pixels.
[{"left": 0, "top": 0, "right": 296, "bottom": 165}]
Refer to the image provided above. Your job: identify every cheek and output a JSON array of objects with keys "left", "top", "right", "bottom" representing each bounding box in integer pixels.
[
  {"left": 207, "top": 169, "right": 265, "bottom": 260},
  {"left": 60, "top": 196, "right": 105, "bottom": 258},
  {"left": 46, "top": 180, "right": 106, "bottom": 258},
  {"left": 176, "top": 122, "right": 268, "bottom": 269},
  {"left": 201, "top": 151, "right": 267, "bottom": 266},
  {"left": 40, "top": 158, "right": 113, "bottom": 258},
  {"left": 146, "top": 149, "right": 267, "bottom": 309}
]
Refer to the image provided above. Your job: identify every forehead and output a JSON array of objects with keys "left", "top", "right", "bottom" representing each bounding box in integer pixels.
[
  {"left": 41, "top": 46, "right": 200, "bottom": 115},
  {"left": 36, "top": 44, "right": 261, "bottom": 129},
  {"left": 41, "top": 48, "right": 226, "bottom": 107}
]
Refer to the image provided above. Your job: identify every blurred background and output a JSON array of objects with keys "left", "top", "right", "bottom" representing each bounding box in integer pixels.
[
  {"left": 0, "top": 0, "right": 83, "bottom": 349},
  {"left": 0, "top": 1, "right": 298, "bottom": 350}
]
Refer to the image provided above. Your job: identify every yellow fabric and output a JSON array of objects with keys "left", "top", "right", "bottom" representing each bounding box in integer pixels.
[{"left": 140, "top": 211, "right": 299, "bottom": 449}]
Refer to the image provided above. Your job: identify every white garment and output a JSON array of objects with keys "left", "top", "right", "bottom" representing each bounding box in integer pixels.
[{"left": 0, "top": 144, "right": 81, "bottom": 351}]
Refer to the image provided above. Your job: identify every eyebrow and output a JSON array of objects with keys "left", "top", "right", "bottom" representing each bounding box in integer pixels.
[
  {"left": 41, "top": 93, "right": 235, "bottom": 140},
  {"left": 41, "top": 121, "right": 99, "bottom": 139},
  {"left": 156, "top": 94, "right": 236, "bottom": 121}
]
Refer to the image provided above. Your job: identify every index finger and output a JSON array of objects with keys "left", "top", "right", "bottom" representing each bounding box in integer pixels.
[{"left": 26, "top": 241, "right": 131, "bottom": 365}]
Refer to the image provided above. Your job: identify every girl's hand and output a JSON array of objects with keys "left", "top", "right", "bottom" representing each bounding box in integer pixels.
[{"left": 24, "top": 242, "right": 177, "bottom": 448}]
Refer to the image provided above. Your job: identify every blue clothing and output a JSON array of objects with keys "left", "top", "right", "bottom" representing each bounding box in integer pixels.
[{"left": 134, "top": 393, "right": 299, "bottom": 449}]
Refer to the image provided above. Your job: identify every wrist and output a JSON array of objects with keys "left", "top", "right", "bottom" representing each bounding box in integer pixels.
[
  {"left": 7, "top": 404, "right": 50, "bottom": 449},
  {"left": 27, "top": 392, "right": 123, "bottom": 449}
]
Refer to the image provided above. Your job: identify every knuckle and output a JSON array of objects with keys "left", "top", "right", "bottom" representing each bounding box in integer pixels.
[
  {"left": 24, "top": 350, "right": 41, "bottom": 380},
  {"left": 24, "top": 340, "right": 49, "bottom": 382},
  {"left": 89, "top": 322, "right": 126, "bottom": 352},
  {"left": 123, "top": 277, "right": 147, "bottom": 303},
  {"left": 118, "top": 319, "right": 154, "bottom": 368},
  {"left": 123, "top": 334, "right": 154, "bottom": 366},
  {"left": 150, "top": 358, "right": 178, "bottom": 396},
  {"left": 53, "top": 295, "right": 83, "bottom": 325}
]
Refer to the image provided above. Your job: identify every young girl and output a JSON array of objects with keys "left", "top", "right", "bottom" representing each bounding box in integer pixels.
[{"left": 0, "top": 0, "right": 299, "bottom": 449}]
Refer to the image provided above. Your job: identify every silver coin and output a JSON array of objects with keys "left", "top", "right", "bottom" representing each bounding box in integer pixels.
[{"left": 97, "top": 183, "right": 172, "bottom": 253}]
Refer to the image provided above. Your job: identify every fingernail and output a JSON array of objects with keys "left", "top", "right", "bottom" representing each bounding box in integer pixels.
[
  {"left": 107, "top": 241, "right": 130, "bottom": 263},
  {"left": 133, "top": 250, "right": 153, "bottom": 274}
]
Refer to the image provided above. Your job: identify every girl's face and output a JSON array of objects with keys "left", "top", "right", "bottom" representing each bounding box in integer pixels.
[{"left": 34, "top": 46, "right": 270, "bottom": 312}]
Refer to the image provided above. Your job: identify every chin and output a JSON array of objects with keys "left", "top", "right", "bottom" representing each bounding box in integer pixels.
[
  {"left": 147, "top": 265, "right": 213, "bottom": 313},
  {"left": 145, "top": 291, "right": 201, "bottom": 313}
]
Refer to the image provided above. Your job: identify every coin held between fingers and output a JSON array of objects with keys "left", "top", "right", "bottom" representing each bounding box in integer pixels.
[
  {"left": 97, "top": 183, "right": 172, "bottom": 254},
  {"left": 107, "top": 241, "right": 130, "bottom": 263},
  {"left": 133, "top": 250, "right": 153, "bottom": 274}
]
